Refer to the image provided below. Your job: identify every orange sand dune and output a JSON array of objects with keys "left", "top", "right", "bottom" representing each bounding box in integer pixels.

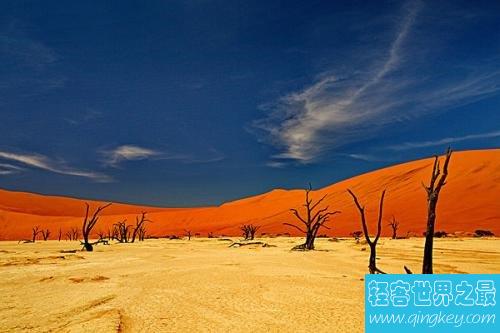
[{"left": 0, "top": 149, "right": 499, "bottom": 240}]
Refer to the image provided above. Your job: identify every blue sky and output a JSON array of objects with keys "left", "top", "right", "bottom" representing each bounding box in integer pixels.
[{"left": 1, "top": 0, "right": 499, "bottom": 206}]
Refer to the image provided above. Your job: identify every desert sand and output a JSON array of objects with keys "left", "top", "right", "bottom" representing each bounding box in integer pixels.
[
  {"left": 1, "top": 149, "right": 499, "bottom": 241},
  {"left": 1, "top": 237, "right": 499, "bottom": 332}
]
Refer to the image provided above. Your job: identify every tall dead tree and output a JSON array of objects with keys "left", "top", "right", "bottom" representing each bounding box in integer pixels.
[
  {"left": 284, "top": 184, "right": 340, "bottom": 250},
  {"left": 58, "top": 228, "right": 62, "bottom": 241},
  {"left": 82, "top": 202, "right": 112, "bottom": 251},
  {"left": 185, "top": 230, "right": 192, "bottom": 240},
  {"left": 388, "top": 216, "right": 400, "bottom": 239},
  {"left": 130, "top": 212, "right": 151, "bottom": 243},
  {"left": 348, "top": 189, "right": 386, "bottom": 274},
  {"left": 240, "top": 224, "right": 260, "bottom": 240},
  {"left": 41, "top": 229, "right": 50, "bottom": 241},
  {"left": 32, "top": 226, "right": 41, "bottom": 243},
  {"left": 422, "top": 148, "right": 452, "bottom": 274}
]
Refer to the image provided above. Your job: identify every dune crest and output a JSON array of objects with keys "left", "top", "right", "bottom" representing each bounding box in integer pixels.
[{"left": 0, "top": 149, "right": 499, "bottom": 240}]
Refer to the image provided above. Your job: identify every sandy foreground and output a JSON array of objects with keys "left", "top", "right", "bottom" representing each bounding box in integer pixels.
[{"left": 0, "top": 237, "right": 499, "bottom": 332}]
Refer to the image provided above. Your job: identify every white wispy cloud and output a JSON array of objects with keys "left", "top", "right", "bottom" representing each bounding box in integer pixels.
[
  {"left": 102, "top": 145, "right": 163, "bottom": 167},
  {"left": 387, "top": 130, "right": 500, "bottom": 150},
  {"left": 0, "top": 150, "right": 111, "bottom": 182},
  {"left": 266, "top": 161, "right": 287, "bottom": 168},
  {"left": 0, "top": 163, "right": 24, "bottom": 175},
  {"left": 343, "top": 154, "right": 385, "bottom": 162},
  {"left": 253, "top": 0, "right": 500, "bottom": 163},
  {"left": 102, "top": 145, "right": 225, "bottom": 167}
]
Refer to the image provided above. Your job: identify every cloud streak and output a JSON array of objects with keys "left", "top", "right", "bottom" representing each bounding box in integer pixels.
[
  {"left": 387, "top": 130, "right": 500, "bottom": 150},
  {"left": 0, "top": 163, "right": 24, "bottom": 175},
  {"left": 102, "top": 145, "right": 225, "bottom": 167},
  {"left": 0, "top": 150, "right": 111, "bottom": 182},
  {"left": 102, "top": 145, "right": 162, "bottom": 167},
  {"left": 253, "top": 0, "right": 500, "bottom": 163}
]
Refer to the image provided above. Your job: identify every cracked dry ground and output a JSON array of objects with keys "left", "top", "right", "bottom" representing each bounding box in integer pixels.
[{"left": 1, "top": 237, "right": 499, "bottom": 332}]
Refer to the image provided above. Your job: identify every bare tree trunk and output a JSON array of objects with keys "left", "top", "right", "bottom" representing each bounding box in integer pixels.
[
  {"left": 138, "top": 225, "right": 146, "bottom": 241},
  {"left": 305, "top": 232, "right": 315, "bottom": 250},
  {"left": 82, "top": 236, "right": 92, "bottom": 251},
  {"left": 423, "top": 197, "right": 437, "bottom": 273},
  {"left": 348, "top": 189, "right": 386, "bottom": 274},
  {"left": 32, "top": 226, "right": 41, "bottom": 243},
  {"left": 422, "top": 148, "right": 452, "bottom": 274},
  {"left": 369, "top": 243, "right": 377, "bottom": 274}
]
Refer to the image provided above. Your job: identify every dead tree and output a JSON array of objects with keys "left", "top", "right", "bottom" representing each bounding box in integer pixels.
[
  {"left": 114, "top": 220, "right": 132, "bottom": 243},
  {"left": 130, "top": 212, "right": 151, "bottom": 243},
  {"left": 32, "top": 226, "right": 42, "bottom": 243},
  {"left": 284, "top": 184, "right": 340, "bottom": 250},
  {"left": 185, "top": 230, "right": 192, "bottom": 240},
  {"left": 58, "top": 228, "right": 62, "bottom": 241},
  {"left": 388, "top": 216, "right": 400, "bottom": 239},
  {"left": 421, "top": 148, "right": 452, "bottom": 274},
  {"left": 138, "top": 225, "right": 147, "bottom": 241},
  {"left": 82, "top": 202, "right": 112, "bottom": 251},
  {"left": 41, "top": 229, "right": 50, "bottom": 241},
  {"left": 65, "top": 227, "right": 79, "bottom": 241},
  {"left": 240, "top": 224, "right": 260, "bottom": 240},
  {"left": 347, "top": 189, "right": 386, "bottom": 274}
]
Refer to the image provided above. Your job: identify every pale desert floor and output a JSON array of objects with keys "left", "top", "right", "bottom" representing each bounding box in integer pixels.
[{"left": 0, "top": 237, "right": 499, "bottom": 332}]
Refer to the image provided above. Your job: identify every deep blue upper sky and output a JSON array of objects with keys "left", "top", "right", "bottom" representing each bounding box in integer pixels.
[{"left": 1, "top": 0, "right": 499, "bottom": 206}]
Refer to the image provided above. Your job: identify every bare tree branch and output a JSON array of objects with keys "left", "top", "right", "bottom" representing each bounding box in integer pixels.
[{"left": 283, "top": 223, "right": 307, "bottom": 234}]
